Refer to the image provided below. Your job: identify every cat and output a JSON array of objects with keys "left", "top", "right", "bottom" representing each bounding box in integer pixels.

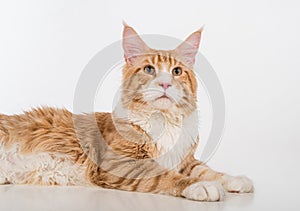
[{"left": 0, "top": 23, "right": 253, "bottom": 201}]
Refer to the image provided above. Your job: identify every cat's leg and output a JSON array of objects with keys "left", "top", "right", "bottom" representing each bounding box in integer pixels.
[
  {"left": 0, "top": 168, "right": 10, "bottom": 185},
  {"left": 179, "top": 158, "right": 253, "bottom": 193},
  {"left": 87, "top": 157, "right": 225, "bottom": 201},
  {"left": 0, "top": 142, "right": 9, "bottom": 185},
  {"left": 0, "top": 172, "right": 8, "bottom": 184},
  {"left": 0, "top": 147, "right": 88, "bottom": 186}
]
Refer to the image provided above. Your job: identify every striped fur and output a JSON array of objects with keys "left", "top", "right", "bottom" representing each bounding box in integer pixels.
[{"left": 0, "top": 24, "right": 253, "bottom": 201}]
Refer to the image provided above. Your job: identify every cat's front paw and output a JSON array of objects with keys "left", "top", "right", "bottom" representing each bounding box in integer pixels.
[
  {"left": 182, "top": 181, "right": 225, "bottom": 201},
  {"left": 222, "top": 175, "right": 254, "bottom": 193}
]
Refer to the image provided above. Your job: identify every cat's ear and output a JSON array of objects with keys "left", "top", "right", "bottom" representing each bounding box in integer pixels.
[
  {"left": 122, "top": 23, "right": 149, "bottom": 65},
  {"left": 174, "top": 27, "right": 203, "bottom": 68}
]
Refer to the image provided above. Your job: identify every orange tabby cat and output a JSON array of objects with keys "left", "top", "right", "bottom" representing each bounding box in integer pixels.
[{"left": 0, "top": 24, "right": 253, "bottom": 201}]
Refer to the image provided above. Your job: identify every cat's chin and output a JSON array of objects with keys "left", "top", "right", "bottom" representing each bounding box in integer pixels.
[{"left": 151, "top": 97, "right": 174, "bottom": 110}]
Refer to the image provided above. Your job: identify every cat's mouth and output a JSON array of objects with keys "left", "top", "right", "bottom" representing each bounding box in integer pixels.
[{"left": 156, "top": 94, "right": 172, "bottom": 101}]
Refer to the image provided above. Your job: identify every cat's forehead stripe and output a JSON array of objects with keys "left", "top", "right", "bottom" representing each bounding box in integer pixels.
[{"left": 145, "top": 53, "right": 179, "bottom": 71}]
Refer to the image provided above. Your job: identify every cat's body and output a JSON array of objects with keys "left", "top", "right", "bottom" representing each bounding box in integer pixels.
[
  {"left": 0, "top": 24, "right": 253, "bottom": 201},
  {"left": 0, "top": 108, "right": 89, "bottom": 185}
]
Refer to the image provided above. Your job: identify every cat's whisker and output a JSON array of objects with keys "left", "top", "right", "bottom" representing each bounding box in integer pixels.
[{"left": 0, "top": 24, "right": 254, "bottom": 202}]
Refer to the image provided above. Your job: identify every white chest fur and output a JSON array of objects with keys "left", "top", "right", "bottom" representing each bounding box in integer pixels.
[
  {"left": 150, "top": 111, "right": 199, "bottom": 170},
  {"left": 114, "top": 104, "right": 199, "bottom": 170}
]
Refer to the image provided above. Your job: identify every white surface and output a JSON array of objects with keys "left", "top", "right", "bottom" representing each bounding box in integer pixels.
[
  {"left": 0, "top": 185, "right": 254, "bottom": 211},
  {"left": 0, "top": 0, "right": 300, "bottom": 210}
]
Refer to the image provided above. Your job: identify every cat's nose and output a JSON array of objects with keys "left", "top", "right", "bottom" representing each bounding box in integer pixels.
[{"left": 159, "top": 82, "right": 172, "bottom": 90}]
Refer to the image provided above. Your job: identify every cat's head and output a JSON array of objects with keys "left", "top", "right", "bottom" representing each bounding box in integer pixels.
[{"left": 121, "top": 24, "right": 202, "bottom": 116}]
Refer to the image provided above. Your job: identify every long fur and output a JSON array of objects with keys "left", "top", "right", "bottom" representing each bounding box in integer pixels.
[{"left": 0, "top": 25, "right": 253, "bottom": 201}]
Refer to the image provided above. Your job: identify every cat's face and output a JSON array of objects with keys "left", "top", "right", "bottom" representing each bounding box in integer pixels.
[{"left": 121, "top": 24, "right": 202, "bottom": 115}]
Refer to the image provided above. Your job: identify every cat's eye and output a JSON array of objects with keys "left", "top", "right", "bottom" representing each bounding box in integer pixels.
[
  {"left": 144, "top": 65, "right": 156, "bottom": 75},
  {"left": 172, "top": 67, "right": 182, "bottom": 76}
]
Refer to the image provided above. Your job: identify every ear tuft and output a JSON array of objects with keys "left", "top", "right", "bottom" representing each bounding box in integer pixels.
[{"left": 122, "top": 20, "right": 129, "bottom": 27}]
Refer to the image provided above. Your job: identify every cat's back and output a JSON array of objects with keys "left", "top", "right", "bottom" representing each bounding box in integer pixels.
[
  {"left": 0, "top": 107, "right": 73, "bottom": 137},
  {"left": 0, "top": 107, "right": 78, "bottom": 151},
  {"left": 0, "top": 107, "right": 94, "bottom": 185}
]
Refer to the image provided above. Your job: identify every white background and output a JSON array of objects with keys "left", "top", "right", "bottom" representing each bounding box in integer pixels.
[{"left": 0, "top": 0, "right": 300, "bottom": 210}]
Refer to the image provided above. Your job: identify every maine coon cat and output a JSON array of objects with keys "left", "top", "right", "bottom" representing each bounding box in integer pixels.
[{"left": 0, "top": 24, "right": 253, "bottom": 201}]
